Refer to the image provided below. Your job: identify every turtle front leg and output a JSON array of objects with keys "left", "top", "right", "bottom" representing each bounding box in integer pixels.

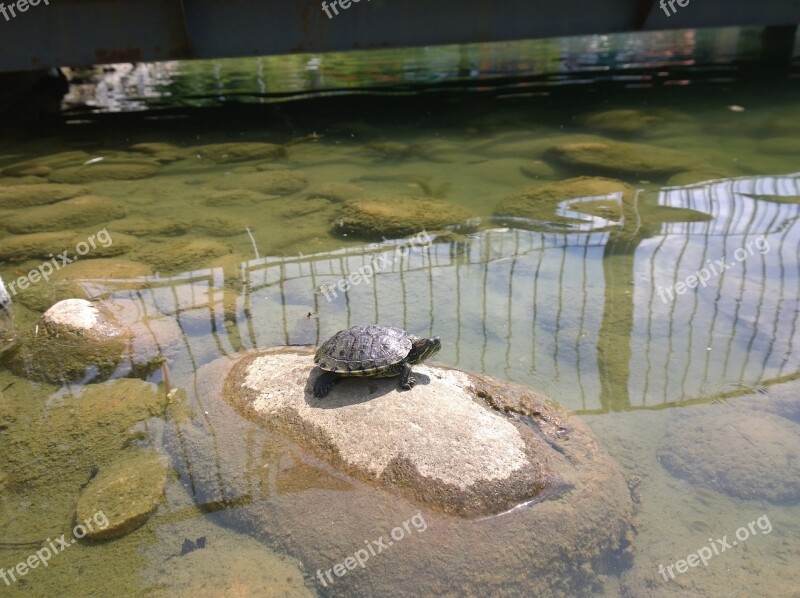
[
  {"left": 399, "top": 362, "right": 415, "bottom": 390},
  {"left": 313, "top": 371, "right": 340, "bottom": 398}
]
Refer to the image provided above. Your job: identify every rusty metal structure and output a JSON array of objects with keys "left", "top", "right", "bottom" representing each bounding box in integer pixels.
[{"left": 0, "top": 0, "right": 798, "bottom": 73}]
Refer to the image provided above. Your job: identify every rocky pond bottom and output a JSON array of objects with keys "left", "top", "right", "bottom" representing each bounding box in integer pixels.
[{"left": 167, "top": 347, "right": 638, "bottom": 595}]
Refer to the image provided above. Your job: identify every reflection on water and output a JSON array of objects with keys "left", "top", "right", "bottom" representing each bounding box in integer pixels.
[{"left": 58, "top": 174, "right": 796, "bottom": 416}]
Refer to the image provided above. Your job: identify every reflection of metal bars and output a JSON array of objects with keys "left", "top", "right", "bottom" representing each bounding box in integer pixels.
[{"left": 72, "top": 175, "right": 800, "bottom": 414}]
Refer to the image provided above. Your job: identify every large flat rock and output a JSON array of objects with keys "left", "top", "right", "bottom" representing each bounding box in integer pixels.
[{"left": 165, "top": 349, "right": 638, "bottom": 595}]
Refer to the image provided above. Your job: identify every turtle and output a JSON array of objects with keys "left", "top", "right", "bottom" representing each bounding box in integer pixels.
[{"left": 312, "top": 325, "right": 441, "bottom": 398}]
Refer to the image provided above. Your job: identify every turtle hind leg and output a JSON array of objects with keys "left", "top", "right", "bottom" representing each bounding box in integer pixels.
[
  {"left": 313, "top": 371, "right": 340, "bottom": 398},
  {"left": 399, "top": 362, "right": 415, "bottom": 390}
]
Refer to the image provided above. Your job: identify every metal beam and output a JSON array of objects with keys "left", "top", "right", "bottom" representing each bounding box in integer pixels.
[{"left": 0, "top": 0, "right": 798, "bottom": 73}]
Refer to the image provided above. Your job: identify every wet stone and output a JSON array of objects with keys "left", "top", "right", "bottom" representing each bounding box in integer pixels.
[
  {"left": 4, "top": 195, "right": 127, "bottom": 234},
  {"left": 193, "top": 142, "right": 286, "bottom": 164},
  {"left": 48, "top": 159, "right": 161, "bottom": 183},
  {"left": 334, "top": 196, "right": 474, "bottom": 239},
  {"left": 2, "top": 298, "right": 132, "bottom": 384},
  {"left": 75, "top": 450, "right": 168, "bottom": 539},
  {"left": 213, "top": 169, "right": 308, "bottom": 196},
  {"left": 0, "top": 183, "right": 87, "bottom": 208},
  {"left": 546, "top": 140, "right": 701, "bottom": 177}
]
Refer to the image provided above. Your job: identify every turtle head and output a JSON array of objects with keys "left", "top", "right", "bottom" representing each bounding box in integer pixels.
[{"left": 407, "top": 336, "right": 441, "bottom": 365}]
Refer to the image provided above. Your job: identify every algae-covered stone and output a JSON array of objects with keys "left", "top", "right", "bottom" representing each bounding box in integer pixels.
[
  {"left": 2, "top": 298, "right": 132, "bottom": 383},
  {"left": 213, "top": 169, "right": 307, "bottom": 196},
  {"left": 2, "top": 164, "right": 51, "bottom": 177},
  {"left": 307, "top": 182, "right": 364, "bottom": 203},
  {"left": 580, "top": 108, "right": 680, "bottom": 134},
  {"left": 202, "top": 189, "right": 278, "bottom": 207},
  {"left": 2, "top": 151, "right": 91, "bottom": 177},
  {"left": 194, "top": 142, "right": 286, "bottom": 164},
  {"left": 546, "top": 140, "right": 700, "bottom": 176},
  {"left": 0, "top": 183, "right": 87, "bottom": 208},
  {"left": 520, "top": 159, "right": 558, "bottom": 180},
  {"left": 135, "top": 238, "right": 232, "bottom": 272},
  {"left": 494, "top": 176, "right": 635, "bottom": 230},
  {"left": 666, "top": 170, "right": 731, "bottom": 186},
  {"left": 75, "top": 450, "right": 168, "bottom": 539},
  {"left": 658, "top": 410, "right": 800, "bottom": 503},
  {"left": 49, "top": 159, "right": 161, "bottom": 183},
  {"left": 116, "top": 217, "right": 190, "bottom": 237},
  {"left": 5, "top": 195, "right": 127, "bottom": 233},
  {"left": 0, "top": 230, "right": 136, "bottom": 262},
  {"left": 335, "top": 196, "right": 474, "bottom": 238},
  {"left": 129, "top": 142, "right": 185, "bottom": 163},
  {"left": 197, "top": 214, "right": 248, "bottom": 237}
]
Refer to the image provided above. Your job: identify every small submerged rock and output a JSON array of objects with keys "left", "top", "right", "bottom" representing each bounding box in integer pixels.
[
  {"left": 546, "top": 140, "right": 701, "bottom": 176},
  {"left": 4, "top": 195, "right": 127, "bottom": 233},
  {"left": 334, "top": 196, "right": 474, "bottom": 238},
  {"left": 75, "top": 450, "right": 168, "bottom": 539},
  {"left": 135, "top": 238, "right": 233, "bottom": 272},
  {"left": 213, "top": 169, "right": 308, "bottom": 196},
  {"left": 48, "top": 159, "right": 162, "bottom": 183},
  {"left": 193, "top": 142, "right": 286, "bottom": 164},
  {"left": 0, "top": 183, "right": 87, "bottom": 208},
  {"left": 307, "top": 182, "right": 364, "bottom": 203},
  {"left": 2, "top": 298, "right": 131, "bottom": 383},
  {"left": 0, "top": 230, "right": 137, "bottom": 262},
  {"left": 658, "top": 409, "right": 800, "bottom": 503},
  {"left": 494, "top": 176, "right": 634, "bottom": 230}
]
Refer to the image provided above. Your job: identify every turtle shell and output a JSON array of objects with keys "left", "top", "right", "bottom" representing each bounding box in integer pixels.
[{"left": 314, "top": 325, "right": 415, "bottom": 376}]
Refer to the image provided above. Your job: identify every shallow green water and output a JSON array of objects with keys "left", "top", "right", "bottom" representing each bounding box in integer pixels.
[{"left": 1, "top": 28, "right": 799, "bottom": 597}]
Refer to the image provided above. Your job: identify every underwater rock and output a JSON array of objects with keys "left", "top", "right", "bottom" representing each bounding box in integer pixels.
[
  {"left": 658, "top": 410, "right": 800, "bottom": 503},
  {"left": 165, "top": 348, "right": 637, "bottom": 596},
  {"left": 666, "top": 170, "right": 731, "bottom": 186},
  {"left": 4, "top": 195, "right": 127, "bottom": 233},
  {"left": 2, "top": 298, "right": 132, "bottom": 383},
  {"left": 202, "top": 189, "right": 279, "bottom": 207},
  {"left": 49, "top": 159, "right": 162, "bottom": 183},
  {"left": 334, "top": 196, "right": 474, "bottom": 238},
  {"left": 135, "top": 238, "right": 232, "bottom": 272},
  {"left": 213, "top": 169, "right": 308, "bottom": 196},
  {"left": 196, "top": 214, "right": 248, "bottom": 237},
  {"left": 494, "top": 176, "right": 634, "bottom": 230},
  {"left": 2, "top": 164, "right": 51, "bottom": 177},
  {"left": 0, "top": 230, "right": 136, "bottom": 262},
  {"left": 546, "top": 140, "right": 700, "bottom": 177},
  {"left": 75, "top": 450, "right": 168, "bottom": 539},
  {"left": 474, "top": 133, "right": 609, "bottom": 159},
  {"left": 520, "top": 159, "right": 558, "bottom": 180},
  {"left": 307, "top": 182, "right": 364, "bottom": 203},
  {"left": 129, "top": 142, "right": 185, "bottom": 163},
  {"left": 757, "top": 136, "right": 800, "bottom": 155},
  {"left": 579, "top": 108, "right": 687, "bottom": 135},
  {"left": 2, "top": 151, "right": 91, "bottom": 177},
  {"left": 0, "top": 183, "right": 87, "bottom": 208},
  {"left": 193, "top": 142, "right": 286, "bottom": 164},
  {"left": 116, "top": 217, "right": 190, "bottom": 237}
]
